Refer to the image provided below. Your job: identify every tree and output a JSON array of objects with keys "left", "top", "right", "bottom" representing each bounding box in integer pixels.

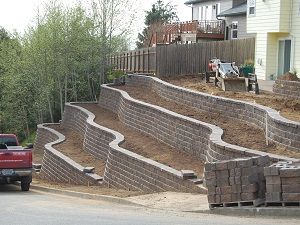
[
  {"left": 90, "top": 0, "right": 137, "bottom": 84},
  {"left": 0, "top": 0, "right": 135, "bottom": 141},
  {"left": 136, "top": 0, "right": 178, "bottom": 48},
  {"left": 145, "top": 0, "right": 178, "bottom": 26}
]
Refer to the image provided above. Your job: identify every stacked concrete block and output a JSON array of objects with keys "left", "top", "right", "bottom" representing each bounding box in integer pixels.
[
  {"left": 273, "top": 79, "right": 300, "bottom": 100},
  {"left": 265, "top": 162, "right": 300, "bottom": 205},
  {"left": 205, "top": 156, "right": 270, "bottom": 207},
  {"left": 125, "top": 75, "right": 300, "bottom": 153}
]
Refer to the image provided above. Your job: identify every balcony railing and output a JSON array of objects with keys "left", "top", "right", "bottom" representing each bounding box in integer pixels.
[
  {"left": 165, "top": 20, "right": 225, "bottom": 34},
  {"left": 150, "top": 20, "right": 225, "bottom": 46}
]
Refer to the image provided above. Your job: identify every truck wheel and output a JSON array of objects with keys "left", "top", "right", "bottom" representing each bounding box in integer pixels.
[
  {"left": 21, "top": 182, "right": 30, "bottom": 191},
  {"left": 21, "top": 176, "right": 32, "bottom": 191}
]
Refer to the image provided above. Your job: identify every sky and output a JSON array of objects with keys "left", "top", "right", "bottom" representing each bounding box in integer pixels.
[{"left": 0, "top": 0, "right": 191, "bottom": 34}]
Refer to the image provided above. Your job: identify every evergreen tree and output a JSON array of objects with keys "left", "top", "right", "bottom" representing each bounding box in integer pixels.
[{"left": 136, "top": 0, "right": 178, "bottom": 48}]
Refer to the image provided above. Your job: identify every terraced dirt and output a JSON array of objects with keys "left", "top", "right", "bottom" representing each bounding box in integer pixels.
[
  {"left": 116, "top": 85, "right": 300, "bottom": 159},
  {"left": 164, "top": 75, "right": 300, "bottom": 122},
  {"left": 77, "top": 103, "right": 205, "bottom": 177},
  {"left": 46, "top": 125, "right": 106, "bottom": 176}
]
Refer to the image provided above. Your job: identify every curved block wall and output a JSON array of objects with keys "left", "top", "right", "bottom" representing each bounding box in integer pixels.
[
  {"left": 36, "top": 124, "right": 102, "bottom": 185},
  {"left": 62, "top": 104, "right": 114, "bottom": 161},
  {"left": 273, "top": 80, "right": 300, "bottom": 100},
  {"left": 61, "top": 104, "right": 203, "bottom": 193},
  {"left": 125, "top": 75, "right": 300, "bottom": 153},
  {"left": 99, "top": 84, "right": 296, "bottom": 163}
]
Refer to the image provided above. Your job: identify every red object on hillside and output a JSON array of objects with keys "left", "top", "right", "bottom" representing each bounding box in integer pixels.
[{"left": 0, "top": 134, "right": 33, "bottom": 191}]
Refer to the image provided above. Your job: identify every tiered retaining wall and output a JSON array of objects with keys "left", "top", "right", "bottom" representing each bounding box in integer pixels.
[
  {"left": 99, "top": 84, "right": 296, "bottom": 163},
  {"left": 36, "top": 124, "right": 102, "bottom": 185},
  {"left": 61, "top": 103, "right": 203, "bottom": 193},
  {"left": 124, "top": 75, "right": 300, "bottom": 153},
  {"left": 273, "top": 79, "right": 300, "bottom": 100},
  {"left": 61, "top": 104, "right": 114, "bottom": 161},
  {"left": 35, "top": 75, "right": 299, "bottom": 193}
]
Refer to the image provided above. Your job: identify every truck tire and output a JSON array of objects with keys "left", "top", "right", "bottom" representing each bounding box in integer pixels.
[{"left": 21, "top": 176, "right": 32, "bottom": 191}]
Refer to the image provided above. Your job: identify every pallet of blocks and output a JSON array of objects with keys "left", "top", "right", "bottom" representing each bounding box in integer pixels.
[
  {"left": 265, "top": 161, "right": 300, "bottom": 207},
  {"left": 204, "top": 156, "right": 270, "bottom": 209}
]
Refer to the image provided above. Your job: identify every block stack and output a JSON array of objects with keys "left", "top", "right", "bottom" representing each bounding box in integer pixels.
[
  {"left": 265, "top": 161, "right": 300, "bottom": 205},
  {"left": 204, "top": 156, "right": 270, "bottom": 208}
]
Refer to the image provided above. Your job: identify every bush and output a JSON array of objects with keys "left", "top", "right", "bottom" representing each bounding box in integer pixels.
[
  {"left": 240, "top": 59, "right": 254, "bottom": 77},
  {"left": 106, "top": 70, "right": 126, "bottom": 82}
]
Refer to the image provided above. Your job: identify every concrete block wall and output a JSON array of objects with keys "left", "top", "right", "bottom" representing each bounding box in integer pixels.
[
  {"left": 264, "top": 161, "right": 300, "bottom": 203},
  {"left": 106, "top": 141, "right": 201, "bottom": 193},
  {"left": 273, "top": 80, "right": 300, "bottom": 100},
  {"left": 62, "top": 104, "right": 115, "bottom": 161},
  {"left": 205, "top": 156, "right": 270, "bottom": 206},
  {"left": 125, "top": 75, "right": 300, "bottom": 153},
  {"left": 34, "top": 123, "right": 60, "bottom": 156},
  {"left": 99, "top": 84, "right": 296, "bottom": 163},
  {"left": 60, "top": 103, "right": 204, "bottom": 193},
  {"left": 36, "top": 124, "right": 102, "bottom": 185}
]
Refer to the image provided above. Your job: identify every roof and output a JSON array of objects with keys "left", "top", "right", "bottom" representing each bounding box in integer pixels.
[
  {"left": 184, "top": 0, "right": 208, "bottom": 5},
  {"left": 218, "top": 3, "right": 247, "bottom": 17}
]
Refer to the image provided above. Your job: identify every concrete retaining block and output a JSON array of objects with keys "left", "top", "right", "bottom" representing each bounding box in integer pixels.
[
  {"left": 126, "top": 74, "right": 300, "bottom": 153},
  {"left": 36, "top": 124, "right": 102, "bottom": 185},
  {"left": 273, "top": 80, "right": 300, "bottom": 100}
]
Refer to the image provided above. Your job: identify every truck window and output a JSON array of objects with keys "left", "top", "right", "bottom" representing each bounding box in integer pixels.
[{"left": 0, "top": 137, "right": 18, "bottom": 146}]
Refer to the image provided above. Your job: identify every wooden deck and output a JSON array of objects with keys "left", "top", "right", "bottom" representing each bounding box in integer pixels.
[{"left": 150, "top": 20, "right": 225, "bottom": 46}]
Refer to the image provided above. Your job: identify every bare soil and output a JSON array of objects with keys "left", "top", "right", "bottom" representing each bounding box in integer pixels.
[
  {"left": 279, "top": 72, "right": 299, "bottom": 81},
  {"left": 45, "top": 125, "right": 106, "bottom": 176},
  {"left": 116, "top": 85, "right": 300, "bottom": 159},
  {"left": 33, "top": 149, "right": 44, "bottom": 164},
  {"left": 76, "top": 103, "right": 205, "bottom": 177},
  {"left": 164, "top": 75, "right": 300, "bottom": 122},
  {"left": 32, "top": 126, "right": 142, "bottom": 197}
]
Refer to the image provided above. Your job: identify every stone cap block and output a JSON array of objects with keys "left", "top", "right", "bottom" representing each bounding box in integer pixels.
[
  {"left": 181, "top": 170, "right": 197, "bottom": 180},
  {"left": 83, "top": 167, "right": 95, "bottom": 173}
]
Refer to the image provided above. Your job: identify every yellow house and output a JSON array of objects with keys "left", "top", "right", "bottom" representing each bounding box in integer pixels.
[{"left": 247, "top": 0, "right": 300, "bottom": 80}]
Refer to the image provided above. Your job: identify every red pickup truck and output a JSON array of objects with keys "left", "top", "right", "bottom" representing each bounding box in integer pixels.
[{"left": 0, "top": 134, "right": 33, "bottom": 191}]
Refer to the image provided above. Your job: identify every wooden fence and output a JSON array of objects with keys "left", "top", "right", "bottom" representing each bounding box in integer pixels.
[
  {"left": 109, "top": 38, "right": 255, "bottom": 78},
  {"left": 109, "top": 47, "right": 156, "bottom": 74}
]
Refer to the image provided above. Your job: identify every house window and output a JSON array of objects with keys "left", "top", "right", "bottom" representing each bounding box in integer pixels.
[
  {"left": 231, "top": 22, "right": 238, "bottom": 39},
  {"left": 248, "top": 0, "right": 256, "bottom": 16}
]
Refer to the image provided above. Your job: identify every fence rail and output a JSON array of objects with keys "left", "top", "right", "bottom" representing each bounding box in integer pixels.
[
  {"left": 109, "top": 47, "right": 156, "bottom": 74},
  {"left": 109, "top": 38, "right": 255, "bottom": 78}
]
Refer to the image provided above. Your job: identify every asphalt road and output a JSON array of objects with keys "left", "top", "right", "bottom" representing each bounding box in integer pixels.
[{"left": 0, "top": 184, "right": 299, "bottom": 225}]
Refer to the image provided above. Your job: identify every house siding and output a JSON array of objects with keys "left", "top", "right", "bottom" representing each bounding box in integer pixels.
[
  {"left": 192, "top": 0, "right": 232, "bottom": 20},
  {"left": 247, "top": 0, "right": 285, "bottom": 33},
  {"left": 225, "top": 15, "right": 255, "bottom": 39},
  {"left": 291, "top": 0, "right": 300, "bottom": 75},
  {"left": 247, "top": 0, "right": 300, "bottom": 80}
]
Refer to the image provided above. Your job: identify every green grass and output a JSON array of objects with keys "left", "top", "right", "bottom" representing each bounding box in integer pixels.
[{"left": 20, "top": 131, "right": 36, "bottom": 147}]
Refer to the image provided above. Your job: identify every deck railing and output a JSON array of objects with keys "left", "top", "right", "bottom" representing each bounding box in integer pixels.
[{"left": 165, "top": 20, "right": 225, "bottom": 34}]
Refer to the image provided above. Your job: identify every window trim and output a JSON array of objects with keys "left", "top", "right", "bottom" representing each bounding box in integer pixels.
[
  {"left": 231, "top": 21, "right": 238, "bottom": 39},
  {"left": 248, "top": 0, "right": 256, "bottom": 17}
]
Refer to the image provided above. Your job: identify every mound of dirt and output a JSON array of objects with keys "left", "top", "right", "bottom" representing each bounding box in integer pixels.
[{"left": 279, "top": 72, "right": 299, "bottom": 81}]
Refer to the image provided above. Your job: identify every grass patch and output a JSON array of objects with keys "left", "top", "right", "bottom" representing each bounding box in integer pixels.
[{"left": 21, "top": 131, "right": 36, "bottom": 147}]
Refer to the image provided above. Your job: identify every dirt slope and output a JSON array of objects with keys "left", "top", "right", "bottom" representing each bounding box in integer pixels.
[{"left": 116, "top": 85, "right": 300, "bottom": 159}]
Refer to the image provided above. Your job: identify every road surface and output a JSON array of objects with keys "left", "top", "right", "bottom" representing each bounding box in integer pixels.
[{"left": 0, "top": 184, "right": 299, "bottom": 225}]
